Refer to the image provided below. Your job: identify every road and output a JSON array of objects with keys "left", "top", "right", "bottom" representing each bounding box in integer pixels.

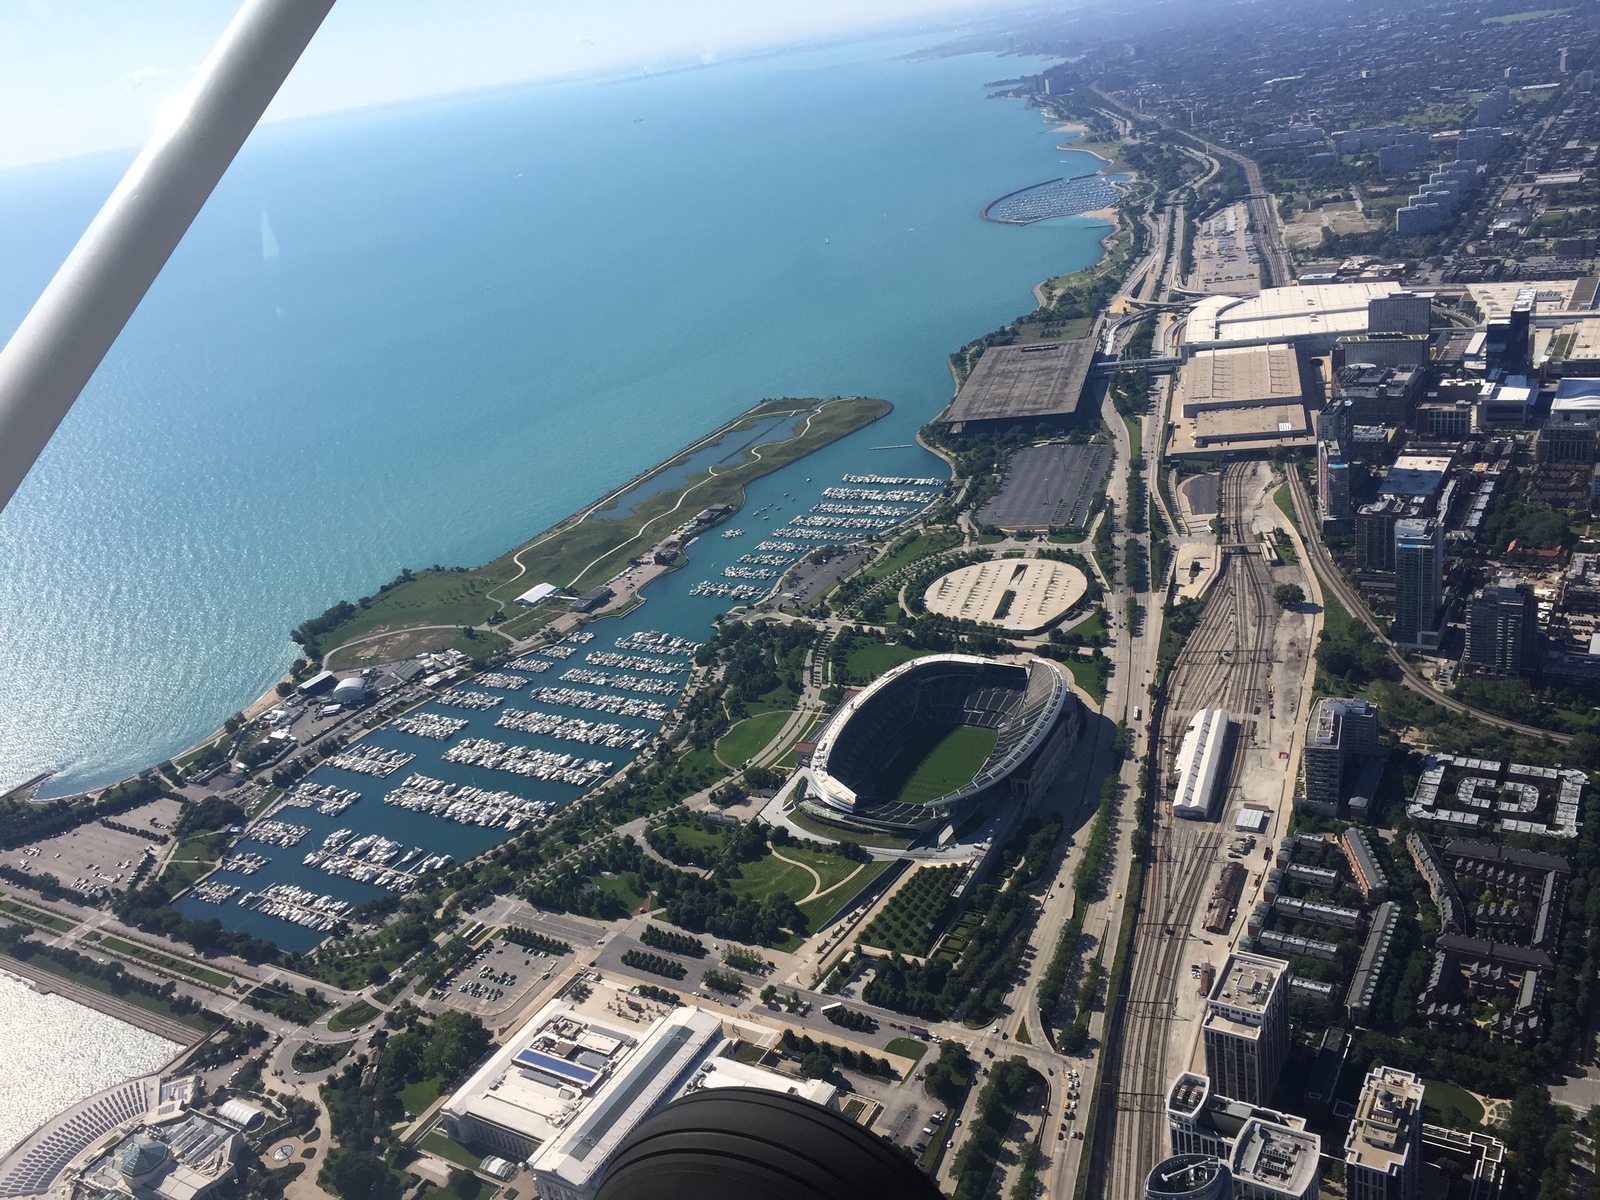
[{"left": 1283, "top": 467, "right": 1573, "bottom": 744}]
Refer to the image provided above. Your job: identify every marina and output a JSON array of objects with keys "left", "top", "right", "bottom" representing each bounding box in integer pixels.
[
  {"left": 475, "top": 672, "right": 531, "bottom": 691},
  {"left": 250, "top": 819, "right": 309, "bottom": 848},
  {"left": 192, "top": 880, "right": 239, "bottom": 904},
  {"left": 689, "top": 581, "right": 768, "bottom": 601},
  {"left": 324, "top": 744, "right": 415, "bottom": 777},
  {"left": 614, "top": 631, "right": 701, "bottom": 657},
  {"left": 558, "top": 668, "right": 678, "bottom": 696},
  {"left": 237, "top": 884, "right": 350, "bottom": 932},
  {"left": 301, "top": 829, "right": 453, "bottom": 889},
  {"left": 392, "top": 712, "right": 470, "bottom": 740},
  {"left": 981, "top": 173, "right": 1124, "bottom": 224},
  {"left": 442, "top": 738, "right": 612, "bottom": 787},
  {"left": 276, "top": 781, "right": 362, "bottom": 816},
  {"left": 584, "top": 652, "right": 685, "bottom": 675},
  {"left": 383, "top": 774, "right": 553, "bottom": 830},
  {"left": 529, "top": 687, "right": 671, "bottom": 721},
  {"left": 435, "top": 688, "right": 503, "bottom": 711},
  {"left": 506, "top": 655, "right": 554, "bottom": 673},
  {"left": 494, "top": 709, "right": 651, "bottom": 750},
  {"left": 218, "top": 852, "right": 269, "bottom": 875},
  {"left": 720, "top": 528, "right": 743, "bottom": 539}
]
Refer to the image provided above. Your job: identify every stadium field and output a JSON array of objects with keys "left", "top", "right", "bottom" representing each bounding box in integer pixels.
[{"left": 879, "top": 724, "right": 999, "bottom": 806}]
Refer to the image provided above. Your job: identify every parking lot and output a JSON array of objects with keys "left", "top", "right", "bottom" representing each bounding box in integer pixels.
[
  {"left": 437, "top": 936, "right": 569, "bottom": 1017},
  {"left": 11, "top": 797, "right": 181, "bottom": 896},
  {"left": 976, "top": 443, "right": 1111, "bottom": 531}
]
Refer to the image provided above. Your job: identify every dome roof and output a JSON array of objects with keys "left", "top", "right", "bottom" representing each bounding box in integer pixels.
[{"left": 120, "top": 1138, "right": 168, "bottom": 1178}]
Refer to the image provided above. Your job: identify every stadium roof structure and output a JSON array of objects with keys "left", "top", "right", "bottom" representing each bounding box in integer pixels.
[
  {"left": 942, "top": 338, "right": 1095, "bottom": 428},
  {"left": 804, "top": 653, "right": 1071, "bottom": 831},
  {"left": 1553, "top": 376, "right": 1600, "bottom": 414}
]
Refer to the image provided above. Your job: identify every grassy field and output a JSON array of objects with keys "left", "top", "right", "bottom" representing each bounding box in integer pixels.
[
  {"left": 1063, "top": 655, "right": 1108, "bottom": 704},
  {"left": 1273, "top": 482, "right": 1303, "bottom": 537},
  {"left": 313, "top": 397, "right": 888, "bottom": 656},
  {"left": 879, "top": 725, "right": 998, "bottom": 806},
  {"left": 592, "top": 874, "right": 648, "bottom": 914},
  {"left": 1424, "top": 1079, "right": 1485, "bottom": 1125},
  {"left": 796, "top": 860, "right": 891, "bottom": 931},
  {"left": 885, "top": 1036, "right": 928, "bottom": 1063},
  {"left": 96, "top": 934, "right": 233, "bottom": 989},
  {"left": 417, "top": 1130, "right": 483, "bottom": 1168},
  {"left": 786, "top": 807, "right": 914, "bottom": 850},
  {"left": 843, "top": 640, "right": 927, "bottom": 683},
  {"left": 0, "top": 897, "right": 75, "bottom": 933},
  {"left": 716, "top": 710, "right": 793, "bottom": 767},
  {"left": 864, "top": 529, "right": 960, "bottom": 584},
  {"left": 328, "top": 1000, "right": 381, "bottom": 1032},
  {"left": 161, "top": 832, "right": 229, "bottom": 890},
  {"left": 399, "top": 1076, "right": 446, "bottom": 1118}
]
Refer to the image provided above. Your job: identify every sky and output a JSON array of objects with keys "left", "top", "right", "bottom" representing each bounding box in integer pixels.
[{"left": 0, "top": 0, "right": 1025, "bottom": 171}]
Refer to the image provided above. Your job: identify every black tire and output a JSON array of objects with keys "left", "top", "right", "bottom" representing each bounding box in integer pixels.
[{"left": 595, "top": 1086, "right": 944, "bottom": 1200}]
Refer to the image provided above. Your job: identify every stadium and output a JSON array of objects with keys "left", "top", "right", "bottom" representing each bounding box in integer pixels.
[{"left": 799, "top": 654, "right": 1079, "bottom": 833}]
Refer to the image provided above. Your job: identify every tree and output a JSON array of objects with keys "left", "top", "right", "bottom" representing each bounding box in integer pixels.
[
  {"left": 1274, "top": 583, "right": 1305, "bottom": 609},
  {"left": 799, "top": 1051, "right": 833, "bottom": 1079},
  {"left": 449, "top": 1171, "right": 482, "bottom": 1200},
  {"left": 319, "top": 1150, "right": 403, "bottom": 1200}
]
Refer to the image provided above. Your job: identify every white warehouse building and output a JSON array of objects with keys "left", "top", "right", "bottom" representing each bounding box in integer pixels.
[{"left": 1174, "top": 708, "right": 1231, "bottom": 820}]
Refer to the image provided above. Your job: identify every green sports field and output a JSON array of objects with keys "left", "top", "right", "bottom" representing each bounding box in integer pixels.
[{"left": 877, "top": 724, "right": 999, "bottom": 806}]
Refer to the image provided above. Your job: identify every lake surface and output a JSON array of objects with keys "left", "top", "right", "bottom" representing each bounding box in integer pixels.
[
  {"left": 0, "top": 36, "right": 1108, "bottom": 802},
  {"left": 0, "top": 972, "right": 181, "bottom": 1158}
]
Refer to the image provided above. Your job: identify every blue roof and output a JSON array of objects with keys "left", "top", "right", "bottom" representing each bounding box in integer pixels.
[
  {"left": 1380, "top": 467, "right": 1446, "bottom": 498},
  {"left": 1555, "top": 377, "right": 1600, "bottom": 400},
  {"left": 514, "top": 1047, "right": 599, "bottom": 1086}
]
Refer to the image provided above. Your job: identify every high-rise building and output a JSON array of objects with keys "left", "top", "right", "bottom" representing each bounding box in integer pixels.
[
  {"left": 1486, "top": 290, "right": 1535, "bottom": 376},
  {"left": 1146, "top": 1155, "right": 1233, "bottom": 1200},
  {"left": 1457, "top": 127, "right": 1503, "bottom": 163},
  {"left": 1357, "top": 499, "right": 1403, "bottom": 571},
  {"left": 1368, "top": 292, "right": 1431, "bottom": 337},
  {"left": 1203, "top": 953, "right": 1291, "bottom": 1106},
  {"left": 1392, "top": 518, "right": 1442, "bottom": 647},
  {"left": 1319, "top": 442, "right": 1353, "bottom": 523},
  {"left": 1344, "top": 1067, "right": 1425, "bottom": 1200},
  {"left": 1463, "top": 576, "right": 1540, "bottom": 676},
  {"left": 1477, "top": 87, "right": 1512, "bottom": 125},
  {"left": 1302, "top": 698, "right": 1381, "bottom": 810}
]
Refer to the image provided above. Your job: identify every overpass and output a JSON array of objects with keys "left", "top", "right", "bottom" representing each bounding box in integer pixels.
[{"left": 1088, "top": 355, "right": 1181, "bottom": 377}]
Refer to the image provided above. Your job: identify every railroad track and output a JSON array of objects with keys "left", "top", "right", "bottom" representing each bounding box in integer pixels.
[{"left": 1089, "top": 464, "right": 1278, "bottom": 1200}]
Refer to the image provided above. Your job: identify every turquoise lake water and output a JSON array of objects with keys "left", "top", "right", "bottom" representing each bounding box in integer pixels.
[{"left": 0, "top": 36, "right": 1113, "bottom": 945}]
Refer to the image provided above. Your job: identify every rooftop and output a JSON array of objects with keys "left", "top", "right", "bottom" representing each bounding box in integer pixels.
[
  {"left": 922, "top": 558, "right": 1088, "bottom": 634},
  {"left": 1231, "top": 1119, "right": 1321, "bottom": 1198},
  {"left": 1206, "top": 951, "right": 1287, "bottom": 1032},
  {"left": 1345, "top": 1066, "right": 1424, "bottom": 1175},
  {"left": 944, "top": 338, "right": 1094, "bottom": 425},
  {"left": 1184, "top": 282, "right": 1405, "bottom": 350},
  {"left": 1178, "top": 344, "right": 1303, "bottom": 411}
]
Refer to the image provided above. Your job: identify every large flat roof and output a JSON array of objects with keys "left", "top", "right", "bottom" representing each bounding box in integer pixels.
[
  {"left": 1345, "top": 1067, "right": 1424, "bottom": 1177},
  {"left": 945, "top": 338, "right": 1095, "bottom": 425},
  {"left": 1184, "top": 283, "right": 1404, "bottom": 350},
  {"left": 1178, "top": 344, "right": 1303, "bottom": 412},
  {"left": 1206, "top": 951, "right": 1287, "bottom": 1031},
  {"left": 1231, "top": 1119, "right": 1320, "bottom": 1198}
]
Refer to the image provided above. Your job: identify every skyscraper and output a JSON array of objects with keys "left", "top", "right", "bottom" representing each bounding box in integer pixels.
[
  {"left": 1301, "top": 698, "right": 1381, "bottom": 810},
  {"left": 1463, "top": 576, "right": 1540, "bottom": 676},
  {"left": 1203, "top": 953, "right": 1291, "bottom": 1106},
  {"left": 1146, "top": 1155, "right": 1233, "bottom": 1200},
  {"left": 1344, "top": 1067, "right": 1425, "bottom": 1200},
  {"left": 1392, "top": 518, "right": 1442, "bottom": 647}
]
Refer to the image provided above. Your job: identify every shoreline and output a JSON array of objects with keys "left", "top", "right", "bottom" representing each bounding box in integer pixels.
[{"left": 41, "top": 397, "right": 891, "bottom": 806}]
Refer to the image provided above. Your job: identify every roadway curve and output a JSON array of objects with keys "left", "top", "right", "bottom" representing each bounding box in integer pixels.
[{"left": 1284, "top": 468, "right": 1571, "bottom": 744}]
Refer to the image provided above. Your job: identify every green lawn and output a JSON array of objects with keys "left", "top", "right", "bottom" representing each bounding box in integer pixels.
[
  {"left": 1424, "top": 1079, "right": 1485, "bottom": 1126},
  {"left": 771, "top": 843, "right": 865, "bottom": 894},
  {"left": 1063, "top": 656, "right": 1108, "bottom": 704},
  {"left": 786, "top": 807, "right": 915, "bottom": 850},
  {"left": 727, "top": 855, "right": 816, "bottom": 903},
  {"left": 1273, "top": 482, "right": 1304, "bottom": 537},
  {"left": 592, "top": 874, "right": 648, "bottom": 915},
  {"left": 328, "top": 1000, "right": 381, "bottom": 1033},
  {"left": 843, "top": 641, "right": 927, "bottom": 683},
  {"left": 717, "top": 710, "right": 793, "bottom": 768},
  {"left": 417, "top": 1130, "right": 484, "bottom": 1168},
  {"left": 879, "top": 725, "right": 998, "bottom": 806},
  {"left": 97, "top": 935, "right": 233, "bottom": 989},
  {"left": 0, "top": 897, "right": 75, "bottom": 933},
  {"left": 660, "top": 819, "right": 729, "bottom": 854},
  {"left": 885, "top": 1036, "right": 928, "bottom": 1063},
  {"left": 865, "top": 529, "right": 960, "bottom": 583},
  {"left": 399, "top": 1077, "right": 446, "bottom": 1118},
  {"left": 796, "top": 859, "right": 892, "bottom": 930}
]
